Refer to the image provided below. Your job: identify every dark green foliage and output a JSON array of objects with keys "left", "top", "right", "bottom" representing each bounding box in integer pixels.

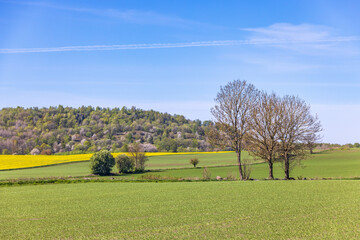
[
  {"left": 90, "top": 150, "right": 115, "bottom": 176},
  {"left": 115, "top": 154, "right": 134, "bottom": 173}
]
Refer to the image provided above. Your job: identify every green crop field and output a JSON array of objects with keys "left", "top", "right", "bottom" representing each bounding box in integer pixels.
[
  {"left": 1, "top": 181, "right": 359, "bottom": 239},
  {"left": 0, "top": 149, "right": 359, "bottom": 239},
  {"left": 139, "top": 148, "right": 360, "bottom": 180},
  {"left": 1, "top": 149, "right": 359, "bottom": 180}
]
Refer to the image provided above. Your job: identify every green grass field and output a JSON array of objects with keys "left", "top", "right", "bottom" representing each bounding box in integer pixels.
[
  {"left": 140, "top": 149, "right": 360, "bottom": 180},
  {"left": 1, "top": 149, "right": 359, "bottom": 180},
  {"left": 1, "top": 181, "right": 359, "bottom": 239},
  {"left": 0, "top": 149, "right": 359, "bottom": 239}
]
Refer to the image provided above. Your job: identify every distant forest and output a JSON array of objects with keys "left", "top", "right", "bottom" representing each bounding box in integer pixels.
[{"left": 0, "top": 106, "right": 212, "bottom": 155}]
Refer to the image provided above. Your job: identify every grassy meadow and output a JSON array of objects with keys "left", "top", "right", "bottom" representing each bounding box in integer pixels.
[
  {"left": 0, "top": 149, "right": 359, "bottom": 180},
  {"left": 1, "top": 181, "right": 359, "bottom": 239},
  {"left": 0, "top": 149, "right": 359, "bottom": 239}
]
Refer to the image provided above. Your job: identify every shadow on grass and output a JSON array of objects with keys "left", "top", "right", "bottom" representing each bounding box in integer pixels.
[{"left": 109, "top": 169, "right": 166, "bottom": 177}]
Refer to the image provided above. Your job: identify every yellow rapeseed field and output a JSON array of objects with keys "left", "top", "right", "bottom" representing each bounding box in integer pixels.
[{"left": 0, "top": 151, "right": 229, "bottom": 170}]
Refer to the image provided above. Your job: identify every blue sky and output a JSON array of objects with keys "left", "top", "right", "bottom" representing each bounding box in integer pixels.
[{"left": 0, "top": 0, "right": 360, "bottom": 144}]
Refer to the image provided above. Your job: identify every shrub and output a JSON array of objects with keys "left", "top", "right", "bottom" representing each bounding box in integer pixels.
[
  {"left": 119, "top": 144, "right": 129, "bottom": 152},
  {"left": 40, "top": 149, "right": 52, "bottom": 155},
  {"left": 190, "top": 158, "right": 199, "bottom": 168},
  {"left": 140, "top": 174, "right": 178, "bottom": 181},
  {"left": 128, "top": 143, "right": 149, "bottom": 172},
  {"left": 340, "top": 146, "right": 350, "bottom": 151},
  {"left": 226, "top": 172, "right": 237, "bottom": 180},
  {"left": 115, "top": 154, "right": 134, "bottom": 173},
  {"left": 134, "top": 153, "right": 148, "bottom": 172},
  {"left": 242, "top": 158, "right": 252, "bottom": 180},
  {"left": 202, "top": 167, "right": 211, "bottom": 180},
  {"left": 2, "top": 149, "right": 9, "bottom": 155},
  {"left": 90, "top": 150, "right": 115, "bottom": 176}
]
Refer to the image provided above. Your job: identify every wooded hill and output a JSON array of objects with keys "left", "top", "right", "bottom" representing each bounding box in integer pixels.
[{"left": 0, "top": 106, "right": 212, "bottom": 155}]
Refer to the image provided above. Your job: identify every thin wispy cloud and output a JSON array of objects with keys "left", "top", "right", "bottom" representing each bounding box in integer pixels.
[
  {"left": 243, "top": 23, "right": 331, "bottom": 42},
  {"left": 1, "top": 37, "right": 360, "bottom": 54},
  {"left": 2, "top": 0, "right": 204, "bottom": 27},
  {"left": 243, "top": 23, "right": 360, "bottom": 54}
]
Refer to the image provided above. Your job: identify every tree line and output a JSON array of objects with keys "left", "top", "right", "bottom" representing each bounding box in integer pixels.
[
  {"left": 208, "top": 80, "right": 322, "bottom": 180},
  {"left": 0, "top": 106, "right": 211, "bottom": 155}
]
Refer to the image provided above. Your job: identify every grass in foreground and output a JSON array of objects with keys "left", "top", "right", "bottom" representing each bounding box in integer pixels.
[{"left": 0, "top": 181, "right": 359, "bottom": 239}]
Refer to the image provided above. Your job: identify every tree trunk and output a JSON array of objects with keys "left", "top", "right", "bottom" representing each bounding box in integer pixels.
[
  {"left": 268, "top": 158, "right": 274, "bottom": 179},
  {"left": 310, "top": 148, "right": 313, "bottom": 154},
  {"left": 236, "top": 151, "right": 244, "bottom": 180},
  {"left": 284, "top": 153, "right": 290, "bottom": 180}
]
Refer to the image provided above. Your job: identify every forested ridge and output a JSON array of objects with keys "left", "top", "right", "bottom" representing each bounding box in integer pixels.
[{"left": 0, "top": 106, "right": 212, "bottom": 155}]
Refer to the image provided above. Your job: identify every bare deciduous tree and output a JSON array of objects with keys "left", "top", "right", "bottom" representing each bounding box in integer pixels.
[
  {"left": 247, "top": 92, "right": 282, "bottom": 180},
  {"left": 128, "top": 143, "right": 148, "bottom": 172},
  {"left": 278, "top": 95, "right": 322, "bottom": 179},
  {"left": 209, "top": 80, "right": 258, "bottom": 180},
  {"left": 210, "top": 80, "right": 322, "bottom": 180},
  {"left": 303, "top": 132, "right": 321, "bottom": 154}
]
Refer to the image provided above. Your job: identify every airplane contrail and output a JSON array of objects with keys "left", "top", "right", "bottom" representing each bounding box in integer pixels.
[{"left": 0, "top": 37, "right": 359, "bottom": 54}]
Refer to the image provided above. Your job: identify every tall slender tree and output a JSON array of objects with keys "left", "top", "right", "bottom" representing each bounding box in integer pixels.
[
  {"left": 209, "top": 80, "right": 259, "bottom": 180},
  {"left": 277, "top": 95, "right": 322, "bottom": 179},
  {"left": 247, "top": 92, "right": 282, "bottom": 180}
]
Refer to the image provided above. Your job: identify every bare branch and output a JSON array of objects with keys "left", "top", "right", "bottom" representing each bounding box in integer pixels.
[{"left": 208, "top": 80, "right": 259, "bottom": 180}]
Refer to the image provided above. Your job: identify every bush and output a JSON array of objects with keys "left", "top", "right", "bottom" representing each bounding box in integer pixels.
[
  {"left": 140, "top": 174, "right": 178, "bottom": 181},
  {"left": 190, "top": 158, "right": 199, "bottom": 168},
  {"left": 128, "top": 143, "right": 149, "bottom": 172},
  {"left": 2, "top": 149, "right": 9, "bottom": 155},
  {"left": 202, "top": 167, "right": 211, "bottom": 180},
  {"left": 90, "top": 150, "right": 115, "bottom": 176},
  {"left": 119, "top": 144, "right": 129, "bottom": 152},
  {"left": 242, "top": 158, "right": 252, "bottom": 180},
  {"left": 40, "top": 149, "right": 52, "bottom": 155},
  {"left": 115, "top": 154, "right": 134, "bottom": 173},
  {"left": 133, "top": 153, "right": 148, "bottom": 172},
  {"left": 226, "top": 172, "right": 237, "bottom": 180}
]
